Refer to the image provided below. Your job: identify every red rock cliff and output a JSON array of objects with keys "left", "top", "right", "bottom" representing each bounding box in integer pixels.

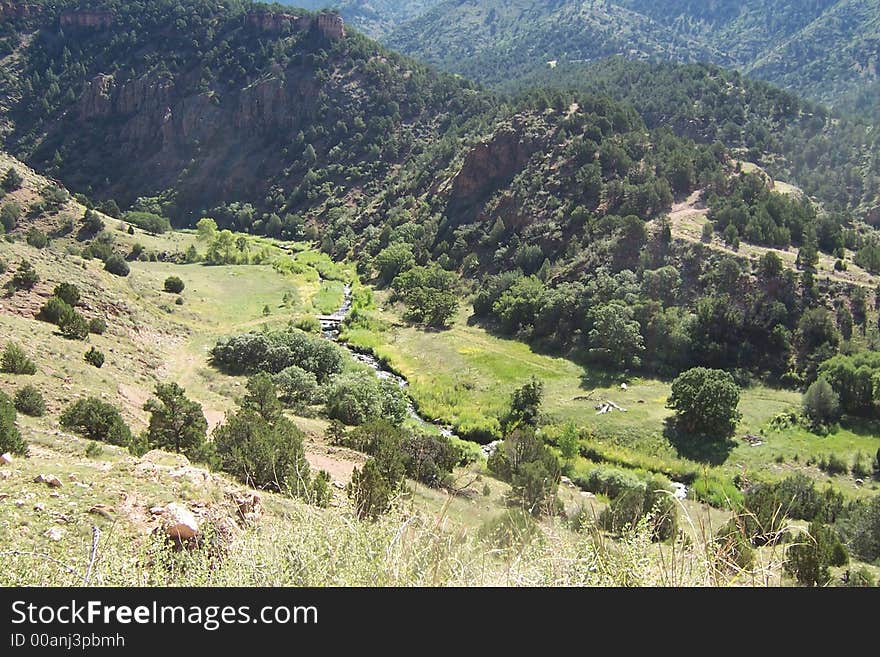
[{"left": 60, "top": 9, "right": 114, "bottom": 29}]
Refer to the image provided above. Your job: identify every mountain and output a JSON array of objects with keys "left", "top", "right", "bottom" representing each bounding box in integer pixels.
[
  {"left": 386, "top": 0, "right": 880, "bottom": 105},
  {"left": 386, "top": 0, "right": 727, "bottom": 90},
  {"left": 282, "top": 0, "right": 444, "bottom": 38}
]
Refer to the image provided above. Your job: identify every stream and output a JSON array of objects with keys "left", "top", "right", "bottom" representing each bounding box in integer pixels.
[
  {"left": 319, "top": 284, "right": 456, "bottom": 439},
  {"left": 318, "top": 284, "right": 688, "bottom": 498}
]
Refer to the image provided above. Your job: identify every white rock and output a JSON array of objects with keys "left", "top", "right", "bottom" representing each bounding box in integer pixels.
[
  {"left": 0, "top": 453, "right": 12, "bottom": 465},
  {"left": 163, "top": 503, "right": 199, "bottom": 541},
  {"left": 44, "top": 527, "right": 64, "bottom": 542}
]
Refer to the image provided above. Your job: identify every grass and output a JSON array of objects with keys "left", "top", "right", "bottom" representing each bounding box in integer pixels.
[{"left": 343, "top": 292, "right": 880, "bottom": 502}]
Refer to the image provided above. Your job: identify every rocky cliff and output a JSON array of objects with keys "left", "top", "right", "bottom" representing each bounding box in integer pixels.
[
  {"left": 60, "top": 9, "right": 114, "bottom": 29},
  {"left": 246, "top": 10, "right": 345, "bottom": 39},
  {"left": 0, "top": 2, "right": 42, "bottom": 20}
]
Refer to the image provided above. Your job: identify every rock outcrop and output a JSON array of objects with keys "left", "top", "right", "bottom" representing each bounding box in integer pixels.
[
  {"left": 161, "top": 503, "right": 200, "bottom": 541},
  {"left": 450, "top": 120, "right": 542, "bottom": 207},
  {"left": 60, "top": 9, "right": 114, "bottom": 29},
  {"left": 246, "top": 10, "right": 344, "bottom": 40},
  {"left": 316, "top": 13, "right": 345, "bottom": 40},
  {"left": 0, "top": 2, "right": 42, "bottom": 20}
]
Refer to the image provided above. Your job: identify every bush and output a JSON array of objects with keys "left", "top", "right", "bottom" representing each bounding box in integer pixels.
[
  {"left": 488, "top": 428, "right": 560, "bottom": 515},
  {"left": 785, "top": 521, "right": 848, "bottom": 586},
  {"left": 53, "top": 282, "right": 80, "bottom": 306},
  {"left": 26, "top": 228, "right": 48, "bottom": 249},
  {"left": 802, "top": 378, "right": 840, "bottom": 429},
  {"left": 85, "top": 441, "right": 104, "bottom": 459},
  {"left": 125, "top": 211, "right": 171, "bottom": 235},
  {"left": 57, "top": 307, "right": 90, "bottom": 340},
  {"left": 1, "top": 342, "right": 36, "bottom": 375},
  {"left": 211, "top": 330, "right": 344, "bottom": 381},
  {"left": 164, "top": 276, "right": 185, "bottom": 294},
  {"left": 214, "top": 408, "right": 311, "bottom": 496},
  {"left": 2, "top": 167, "right": 23, "bottom": 192},
  {"left": 143, "top": 383, "right": 207, "bottom": 458},
  {"left": 0, "top": 391, "right": 27, "bottom": 455},
  {"left": 38, "top": 296, "right": 71, "bottom": 324},
  {"left": 89, "top": 318, "right": 107, "bottom": 335},
  {"left": 104, "top": 254, "right": 130, "bottom": 277},
  {"left": 325, "top": 371, "right": 408, "bottom": 426},
  {"left": 0, "top": 201, "right": 21, "bottom": 231},
  {"left": 294, "top": 314, "right": 322, "bottom": 333},
  {"left": 13, "top": 385, "right": 45, "bottom": 417},
  {"left": 84, "top": 347, "right": 105, "bottom": 368},
  {"left": 273, "top": 365, "right": 319, "bottom": 408},
  {"left": 819, "top": 453, "right": 849, "bottom": 476},
  {"left": 60, "top": 398, "right": 132, "bottom": 446},
  {"left": 667, "top": 367, "right": 741, "bottom": 438},
  {"left": 7, "top": 259, "right": 39, "bottom": 291}
]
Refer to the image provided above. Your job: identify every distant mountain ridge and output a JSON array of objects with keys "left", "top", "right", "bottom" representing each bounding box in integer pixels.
[{"left": 383, "top": 0, "right": 880, "bottom": 105}]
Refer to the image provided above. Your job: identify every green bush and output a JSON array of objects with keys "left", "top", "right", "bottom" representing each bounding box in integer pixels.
[
  {"left": 85, "top": 441, "right": 104, "bottom": 459},
  {"left": 60, "top": 398, "right": 132, "bottom": 446},
  {"left": 38, "top": 296, "right": 71, "bottom": 324},
  {"left": 325, "top": 371, "right": 408, "bottom": 426},
  {"left": 104, "top": 254, "right": 130, "bottom": 277},
  {"left": 125, "top": 211, "right": 171, "bottom": 235},
  {"left": 1, "top": 342, "right": 36, "bottom": 375},
  {"left": 164, "top": 276, "right": 185, "bottom": 294},
  {"left": 294, "top": 314, "right": 322, "bottom": 333},
  {"left": 26, "top": 228, "right": 48, "bottom": 249},
  {"left": 58, "top": 307, "right": 90, "bottom": 340},
  {"left": 6, "top": 259, "right": 38, "bottom": 291},
  {"left": 84, "top": 347, "right": 105, "bottom": 368},
  {"left": 667, "top": 367, "right": 741, "bottom": 438},
  {"left": 0, "top": 391, "right": 27, "bottom": 455},
  {"left": 819, "top": 453, "right": 848, "bottom": 476},
  {"left": 13, "top": 385, "right": 45, "bottom": 417},
  {"left": 273, "top": 365, "right": 319, "bottom": 408},
  {"left": 802, "top": 378, "right": 840, "bottom": 429},
  {"left": 89, "top": 318, "right": 107, "bottom": 335},
  {"left": 53, "top": 282, "right": 80, "bottom": 307}
]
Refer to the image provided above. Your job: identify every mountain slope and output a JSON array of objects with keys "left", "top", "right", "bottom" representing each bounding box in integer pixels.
[
  {"left": 284, "top": 0, "right": 444, "bottom": 38},
  {"left": 387, "top": 0, "right": 880, "bottom": 104}
]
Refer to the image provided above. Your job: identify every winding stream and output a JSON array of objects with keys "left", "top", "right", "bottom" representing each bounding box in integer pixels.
[{"left": 319, "top": 284, "right": 455, "bottom": 439}]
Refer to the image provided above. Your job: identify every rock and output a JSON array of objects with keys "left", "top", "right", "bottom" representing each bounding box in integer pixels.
[
  {"left": 33, "top": 503, "right": 45, "bottom": 512},
  {"left": 0, "top": 470, "right": 11, "bottom": 480},
  {"left": 620, "top": 383, "right": 628, "bottom": 391},
  {"left": 231, "top": 492, "right": 263, "bottom": 523},
  {"left": 34, "top": 474, "right": 63, "bottom": 488},
  {"left": 49, "top": 492, "right": 61, "bottom": 499},
  {"left": 43, "top": 527, "right": 64, "bottom": 542},
  {"left": 0, "top": 453, "right": 12, "bottom": 465},
  {"left": 68, "top": 474, "right": 78, "bottom": 482},
  {"left": 162, "top": 503, "right": 200, "bottom": 541},
  {"left": 0, "top": 492, "right": 9, "bottom": 501},
  {"left": 88, "top": 504, "right": 115, "bottom": 520},
  {"left": 14, "top": 499, "right": 24, "bottom": 508},
  {"left": 149, "top": 506, "right": 166, "bottom": 515}
]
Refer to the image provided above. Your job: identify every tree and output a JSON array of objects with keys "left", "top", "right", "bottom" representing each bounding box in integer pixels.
[
  {"left": 53, "top": 282, "right": 80, "bottom": 307},
  {"left": 273, "top": 365, "right": 319, "bottom": 408},
  {"left": 7, "top": 260, "right": 38, "bottom": 291},
  {"left": 1, "top": 342, "right": 36, "bottom": 375},
  {"left": 2, "top": 167, "right": 23, "bottom": 192},
  {"left": 0, "top": 391, "right": 27, "bottom": 455},
  {"left": 196, "top": 217, "right": 218, "bottom": 241},
  {"left": 57, "top": 306, "right": 90, "bottom": 340},
  {"left": 164, "top": 276, "right": 185, "bottom": 294},
  {"left": 347, "top": 458, "right": 396, "bottom": 520},
  {"left": 488, "top": 428, "right": 560, "bottom": 515},
  {"left": 214, "top": 408, "right": 311, "bottom": 496},
  {"left": 326, "top": 372, "right": 407, "bottom": 426},
  {"left": 375, "top": 243, "right": 415, "bottom": 285},
  {"left": 588, "top": 302, "right": 645, "bottom": 369},
  {"left": 84, "top": 347, "right": 105, "bottom": 368},
  {"left": 0, "top": 201, "right": 21, "bottom": 231},
  {"left": 785, "top": 521, "right": 848, "bottom": 586},
  {"left": 667, "top": 367, "right": 741, "bottom": 438},
  {"left": 242, "top": 373, "right": 283, "bottom": 422},
  {"left": 104, "top": 254, "right": 130, "bottom": 277},
  {"left": 60, "top": 398, "right": 132, "bottom": 446},
  {"left": 143, "top": 383, "right": 207, "bottom": 458},
  {"left": 507, "top": 377, "right": 543, "bottom": 427},
  {"left": 557, "top": 422, "right": 580, "bottom": 461},
  {"left": 802, "top": 378, "right": 840, "bottom": 429},
  {"left": 14, "top": 385, "right": 45, "bottom": 417}
]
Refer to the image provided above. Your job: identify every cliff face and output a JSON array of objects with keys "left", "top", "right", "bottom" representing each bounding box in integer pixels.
[
  {"left": 450, "top": 120, "right": 542, "bottom": 208},
  {"left": 0, "top": 2, "right": 42, "bottom": 20},
  {"left": 245, "top": 11, "right": 345, "bottom": 39}
]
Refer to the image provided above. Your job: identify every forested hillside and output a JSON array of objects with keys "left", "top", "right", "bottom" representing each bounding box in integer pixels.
[
  {"left": 285, "top": 0, "right": 443, "bottom": 38},
  {"left": 387, "top": 0, "right": 880, "bottom": 105}
]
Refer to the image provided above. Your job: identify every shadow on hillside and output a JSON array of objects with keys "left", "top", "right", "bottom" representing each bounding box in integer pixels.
[
  {"left": 839, "top": 416, "right": 880, "bottom": 438},
  {"left": 663, "top": 420, "right": 736, "bottom": 466}
]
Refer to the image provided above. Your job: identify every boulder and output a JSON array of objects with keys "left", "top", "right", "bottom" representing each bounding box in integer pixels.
[
  {"left": 33, "top": 474, "right": 63, "bottom": 488},
  {"left": 43, "top": 527, "right": 64, "bottom": 542},
  {"left": 162, "top": 503, "right": 200, "bottom": 541},
  {"left": 231, "top": 491, "right": 263, "bottom": 523},
  {"left": 0, "top": 452, "right": 12, "bottom": 465}
]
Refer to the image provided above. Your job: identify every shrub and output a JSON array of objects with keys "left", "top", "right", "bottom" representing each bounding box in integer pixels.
[
  {"left": 60, "top": 398, "right": 132, "bottom": 446},
  {"left": 124, "top": 211, "right": 171, "bottom": 235},
  {"left": 803, "top": 378, "right": 840, "bottom": 430},
  {"left": 488, "top": 428, "right": 560, "bottom": 515},
  {"left": 104, "top": 254, "right": 130, "bottom": 277},
  {"left": 26, "top": 228, "right": 48, "bottom": 249},
  {"left": 819, "top": 453, "right": 848, "bottom": 476},
  {"left": 53, "top": 282, "right": 80, "bottom": 306},
  {"left": 1, "top": 342, "right": 36, "bottom": 374},
  {"left": 13, "top": 385, "right": 45, "bottom": 417},
  {"left": 667, "top": 367, "right": 741, "bottom": 438},
  {"left": 89, "top": 318, "right": 107, "bottom": 335},
  {"left": 2, "top": 167, "right": 23, "bottom": 191},
  {"left": 325, "top": 371, "right": 408, "bottom": 426},
  {"left": 143, "top": 383, "right": 207, "bottom": 458},
  {"left": 164, "top": 276, "right": 185, "bottom": 294},
  {"left": 85, "top": 441, "right": 104, "bottom": 458},
  {"left": 785, "top": 521, "right": 848, "bottom": 586},
  {"left": 0, "top": 391, "right": 27, "bottom": 455},
  {"left": 38, "top": 296, "right": 71, "bottom": 324},
  {"left": 57, "top": 307, "right": 90, "bottom": 340},
  {"left": 84, "top": 347, "right": 105, "bottom": 368},
  {"left": 273, "top": 365, "right": 319, "bottom": 408},
  {"left": 294, "top": 314, "right": 321, "bottom": 333},
  {"left": 174, "top": 297, "right": 184, "bottom": 305},
  {"left": 0, "top": 201, "right": 21, "bottom": 231},
  {"left": 214, "top": 408, "right": 310, "bottom": 496},
  {"left": 211, "top": 330, "right": 344, "bottom": 381},
  {"left": 7, "top": 259, "right": 39, "bottom": 291}
]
